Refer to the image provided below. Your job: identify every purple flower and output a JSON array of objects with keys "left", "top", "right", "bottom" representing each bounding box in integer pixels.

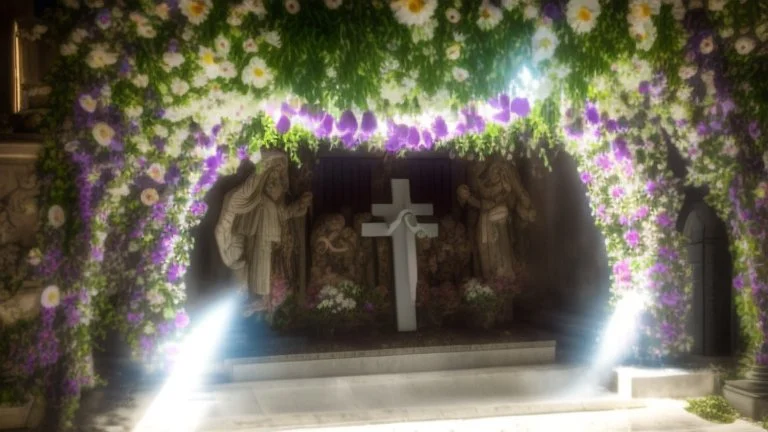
[
  {"left": 510, "top": 97, "right": 531, "bottom": 117},
  {"left": 633, "top": 206, "right": 649, "bottom": 221},
  {"left": 126, "top": 311, "right": 143, "bottom": 325},
  {"left": 276, "top": 115, "right": 291, "bottom": 134},
  {"left": 96, "top": 9, "right": 112, "bottom": 29},
  {"left": 315, "top": 113, "right": 334, "bottom": 138},
  {"left": 542, "top": 2, "right": 563, "bottom": 20},
  {"left": 611, "top": 186, "right": 625, "bottom": 199},
  {"left": 660, "top": 291, "right": 681, "bottom": 307},
  {"left": 605, "top": 119, "right": 618, "bottom": 133},
  {"left": 656, "top": 212, "right": 674, "bottom": 228},
  {"left": 638, "top": 81, "right": 650, "bottom": 94},
  {"left": 580, "top": 171, "right": 593, "bottom": 184},
  {"left": 174, "top": 310, "right": 190, "bottom": 329},
  {"left": 361, "top": 111, "right": 377, "bottom": 136},
  {"left": 645, "top": 180, "right": 659, "bottom": 196},
  {"left": 595, "top": 153, "right": 613, "bottom": 171},
  {"left": 612, "top": 138, "right": 630, "bottom": 161},
  {"left": 649, "top": 262, "right": 669, "bottom": 275},
  {"left": 157, "top": 321, "right": 172, "bottom": 336},
  {"left": 613, "top": 259, "right": 632, "bottom": 284},
  {"left": 64, "top": 378, "right": 80, "bottom": 396},
  {"left": 140, "top": 335, "right": 154, "bottom": 353},
  {"left": 585, "top": 102, "right": 600, "bottom": 125},
  {"left": 336, "top": 110, "right": 358, "bottom": 134},
  {"left": 432, "top": 117, "right": 449, "bottom": 138},
  {"left": 168, "top": 263, "right": 185, "bottom": 283},
  {"left": 624, "top": 230, "right": 639, "bottom": 247},
  {"left": 422, "top": 130, "right": 434, "bottom": 149},
  {"left": 189, "top": 201, "right": 208, "bottom": 217},
  {"left": 406, "top": 126, "right": 421, "bottom": 148},
  {"left": 733, "top": 275, "right": 745, "bottom": 292},
  {"left": 749, "top": 121, "right": 761, "bottom": 140}
]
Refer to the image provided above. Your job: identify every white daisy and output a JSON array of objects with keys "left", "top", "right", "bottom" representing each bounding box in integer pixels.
[
  {"left": 391, "top": 0, "right": 438, "bottom": 27},
  {"left": 523, "top": 4, "right": 538, "bottom": 20},
  {"left": 41, "top": 285, "right": 61, "bottom": 309},
  {"left": 227, "top": 7, "right": 246, "bottom": 26},
  {"left": 170, "top": 78, "right": 190, "bottom": 96},
  {"left": 532, "top": 25, "right": 559, "bottom": 63},
  {"left": 502, "top": 0, "right": 520, "bottom": 10},
  {"left": 92, "top": 122, "right": 115, "bottom": 147},
  {"left": 734, "top": 36, "right": 755, "bottom": 55},
  {"left": 242, "top": 57, "right": 273, "bottom": 88},
  {"left": 630, "top": 20, "right": 657, "bottom": 51},
  {"left": 215, "top": 35, "right": 231, "bottom": 54},
  {"left": 262, "top": 30, "right": 282, "bottom": 48},
  {"left": 141, "top": 188, "right": 160, "bottom": 206},
  {"left": 108, "top": 183, "right": 130, "bottom": 201},
  {"left": 131, "top": 74, "right": 149, "bottom": 88},
  {"left": 446, "top": 43, "right": 461, "bottom": 60},
  {"left": 60, "top": 43, "right": 78, "bottom": 56},
  {"left": 154, "top": 125, "right": 169, "bottom": 138},
  {"left": 708, "top": 0, "right": 727, "bottom": 11},
  {"left": 147, "top": 163, "right": 166, "bottom": 183},
  {"left": 180, "top": 0, "right": 212, "bottom": 25},
  {"left": 163, "top": 52, "right": 185, "bottom": 68},
  {"left": 324, "top": 0, "right": 342, "bottom": 9},
  {"left": 219, "top": 61, "right": 237, "bottom": 78},
  {"left": 452, "top": 66, "right": 469, "bottom": 82},
  {"left": 477, "top": 2, "right": 503, "bottom": 31},
  {"left": 137, "top": 23, "right": 156, "bottom": 38},
  {"left": 155, "top": 3, "right": 170, "bottom": 20},
  {"left": 567, "top": 0, "right": 601, "bottom": 34},
  {"left": 627, "top": 0, "right": 659, "bottom": 24},
  {"left": 71, "top": 28, "right": 88, "bottom": 44},
  {"left": 678, "top": 64, "right": 698, "bottom": 79},
  {"left": 243, "top": 38, "right": 258, "bottom": 53},
  {"left": 699, "top": 35, "right": 715, "bottom": 54},
  {"left": 445, "top": 7, "right": 461, "bottom": 23},
  {"left": 285, "top": 0, "right": 300, "bottom": 14},
  {"left": 79, "top": 95, "right": 98, "bottom": 113},
  {"left": 48, "top": 205, "right": 66, "bottom": 228},
  {"left": 85, "top": 43, "right": 118, "bottom": 69}
]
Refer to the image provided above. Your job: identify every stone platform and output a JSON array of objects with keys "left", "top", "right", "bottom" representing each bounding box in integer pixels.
[{"left": 216, "top": 340, "right": 556, "bottom": 382}]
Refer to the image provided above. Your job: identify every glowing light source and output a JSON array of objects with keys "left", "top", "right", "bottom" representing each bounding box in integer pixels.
[
  {"left": 594, "top": 290, "right": 649, "bottom": 369},
  {"left": 133, "top": 295, "right": 236, "bottom": 432}
]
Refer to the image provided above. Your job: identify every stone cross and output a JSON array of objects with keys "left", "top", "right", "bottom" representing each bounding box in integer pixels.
[{"left": 362, "top": 179, "right": 438, "bottom": 331}]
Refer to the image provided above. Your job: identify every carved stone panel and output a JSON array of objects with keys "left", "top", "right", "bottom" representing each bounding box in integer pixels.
[{"left": 0, "top": 140, "right": 42, "bottom": 326}]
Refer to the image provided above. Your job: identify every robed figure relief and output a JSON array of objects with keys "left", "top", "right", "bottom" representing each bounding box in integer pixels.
[
  {"left": 215, "top": 153, "right": 312, "bottom": 315},
  {"left": 457, "top": 160, "right": 535, "bottom": 280}
]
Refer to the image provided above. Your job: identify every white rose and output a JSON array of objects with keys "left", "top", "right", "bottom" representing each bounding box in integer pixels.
[
  {"left": 132, "top": 74, "right": 149, "bottom": 88},
  {"left": 41, "top": 285, "right": 61, "bottom": 309},
  {"left": 171, "top": 78, "right": 190, "bottom": 96},
  {"left": 284, "top": 0, "right": 300, "bottom": 14},
  {"left": 92, "top": 122, "right": 115, "bottom": 146},
  {"left": 79, "top": 94, "right": 98, "bottom": 113},
  {"left": 141, "top": 188, "right": 160, "bottom": 206},
  {"left": 48, "top": 205, "right": 66, "bottom": 228}
]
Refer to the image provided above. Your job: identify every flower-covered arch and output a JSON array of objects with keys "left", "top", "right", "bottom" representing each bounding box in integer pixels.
[{"left": 9, "top": 0, "right": 767, "bottom": 427}]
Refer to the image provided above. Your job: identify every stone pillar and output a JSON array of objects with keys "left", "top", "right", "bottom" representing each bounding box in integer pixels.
[{"left": 723, "top": 365, "right": 768, "bottom": 420}]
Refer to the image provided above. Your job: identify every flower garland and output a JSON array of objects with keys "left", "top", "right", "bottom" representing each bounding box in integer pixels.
[{"left": 4, "top": 0, "right": 764, "bottom": 428}]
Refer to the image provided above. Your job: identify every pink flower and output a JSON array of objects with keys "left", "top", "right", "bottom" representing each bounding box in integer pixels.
[{"left": 174, "top": 310, "right": 190, "bottom": 329}]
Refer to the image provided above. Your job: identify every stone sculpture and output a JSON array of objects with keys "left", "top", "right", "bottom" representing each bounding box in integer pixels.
[
  {"left": 309, "top": 214, "right": 360, "bottom": 287},
  {"left": 458, "top": 160, "right": 535, "bottom": 280},
  {"left": 215, "top": 153, "right": 312, "bottom": 315}
]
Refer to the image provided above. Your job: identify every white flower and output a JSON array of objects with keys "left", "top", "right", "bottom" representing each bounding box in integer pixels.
[
  {"left": 219, "top": 61, "right": 237, "bottom": 78},
  {"left": 147, "top": 163, "right": 166, "bottom": 184},
  {"left": 155, "top": 3, "right": 170, "bottom": 20},
  {"left": 477, "top": 2, "right": 503, "bottom": 30},
  {"left": 180, "top": 0, "right": 212, "bottom": 25},
  {"left": 324, "top": 0, "right": 342, "bottom": 9},
  {"left": 92, "top": 122, "right": 115, "bottom": 147},
  {"left": 630, "top": 20, "right": 657, "bottom": 51},
  {"left": 163, "top": 52, "right": 185, "bottom": 68},
  {"left": 108, "top": 183, "right": 130, "bottom": 200},
  {"left": 198, "top": 47, "right": 218, "bottom": 77},
  {"left": 215, "top": 35, "right": 231, "bottom": 54},
  {"left": 669, "top": 103, "right": 687, "bottom": 121},
  {"left": 532, "top": 25, "right": 559, "bottom": 63},
  {"left": 708, "top": 0, "right": 727, "bottom": 11},
  {"left": 446, "top": 43, "right": 461, "bottom": 60},
  {"left": 502, "top": 0, "right": 520, "bottom": 10},
  {"left": 523, "top": 4, "right": 539, "bottom": 20},
  {"left": 391, "top": 0, "right": 437, "bottom": 27},
  {"left": 27, "top": 248, "right": 42, "bottom": 266},
  {"left": 699, "top": 35, "right": 715, "bottom": 54},
  {"left": 136, "top": 23, "right": 156, "bottom": 38},
  {"left": 71, "top": 28, "right": 88, "bottom": 44},
  {"left": 719, "top": 27, "right": 734, "bottom": 39},
  {"left": 242, "top": 57, "right": 273, "bottom": 88},
  {"left": 757, "top": 23, "right": 768, "bottom": 42},
  {"left": 171, "top": 78, "right": 190, "bottom": 96},
  {"left": 382, "top": 82, "right": 406, "bottom": 105},
  {"left": 60, "top": 43, "right": 78, "bottom": 56},
  {"left": 154, "top": 125, "right": 169, "bottom": 138},
  {"left": 628, "top": 0, "right": 660, "bottom": 24},
  {"left": 192, "top": 72, "right": 209, "bottom": 87},
  {"left": 141, "top": 188, "right": 160, "bottom": 206},
  {"left": 734, "top": 36, "right": 755, "bottom": 55},
  {"left": 48, "top": 205, "right": 66, "bottom": 228},
  {"left": 147, "top": 290, "right": 164, "bottom": 306},
  {"left": 243, "top": 38, "right": 258, "bottom": 52},
  {"left": 445, "top": 7, "right": 460, "bottom": 23},
  {"left": 722, "top": 138, "right": 739, "bottom": 157},
  {"left": 567, "top": 0, "right": 601, "bottom": 34},
  {"left": 79, "top": 94, "right": 97, "bottom": 113},
  {"left": 285, "top": 0, "right": 300, "bottom": 14},
  {"left": 41, "top": 285, "right": 61, "bottom": 309},
  {"left": 262, "top": 30, "right": 282, "bottom": 48},
  {"left": 678, "top": 64, "right": 698, "bottom": 79},
  {"left": 452, "top": 66, "right": 469, "bottom": 82},
  {"left": 132, "top": 74, "right": 149, "bottom": 88},
  {"left": 86, "top": 43, "right": 118, "bottom": 69}
]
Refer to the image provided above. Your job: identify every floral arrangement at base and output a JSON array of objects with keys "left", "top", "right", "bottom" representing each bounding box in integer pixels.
[
  {"left": 417, "top": 281, "right": 461, "bottom": 328},
  {"left": 462, "top": 279, "right": 500, "bottom": 330},
  {"left": 307, "top": 280, "right": 360, "bottom": 336}
]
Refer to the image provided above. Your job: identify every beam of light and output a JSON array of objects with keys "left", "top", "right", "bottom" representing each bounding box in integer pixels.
[
  {"left": 133, "top": 294, "right": 237, "bottom": 432},
  {"left": 593, "top": 290, "right": 649, "bottom": 369}
]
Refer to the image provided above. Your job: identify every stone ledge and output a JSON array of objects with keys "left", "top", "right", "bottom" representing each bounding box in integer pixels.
[{"left": 613, "top": 367, "right": 719, "bottom": 399}]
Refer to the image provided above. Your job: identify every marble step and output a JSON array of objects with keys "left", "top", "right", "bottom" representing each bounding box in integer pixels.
[
  {"left": 214, "top": 339, "right": 556, "bottom": 382},
  {"left": 194, "top": 364, "right": 641, "bottom": 431}
]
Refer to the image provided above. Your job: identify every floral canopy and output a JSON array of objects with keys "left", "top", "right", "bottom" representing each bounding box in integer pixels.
[{"left": 7, "top": 0, "right": 768, "bottom": 427}]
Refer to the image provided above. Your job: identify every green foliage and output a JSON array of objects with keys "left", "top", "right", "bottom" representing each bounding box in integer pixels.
[{"left": 685, "top": 396, "right": 739, "bottom": 424}]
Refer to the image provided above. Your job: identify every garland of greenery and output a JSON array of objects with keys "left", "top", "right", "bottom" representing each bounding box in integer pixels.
[{"left": 1, "top": 0, "right": 764, "bottom": 428}]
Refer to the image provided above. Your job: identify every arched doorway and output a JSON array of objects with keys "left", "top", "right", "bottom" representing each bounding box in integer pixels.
[{"left": 683, "top": 201, "right": 736, "bottom": 357}]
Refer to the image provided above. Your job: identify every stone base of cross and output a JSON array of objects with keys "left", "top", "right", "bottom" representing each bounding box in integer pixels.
[{"left": 362, "top": 179, "right": 438, "bottom": 332}]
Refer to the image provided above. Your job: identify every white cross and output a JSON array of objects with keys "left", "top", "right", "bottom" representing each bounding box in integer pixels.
[{"left": 362, "top": 179, "right": 438, "bottom": 332}]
